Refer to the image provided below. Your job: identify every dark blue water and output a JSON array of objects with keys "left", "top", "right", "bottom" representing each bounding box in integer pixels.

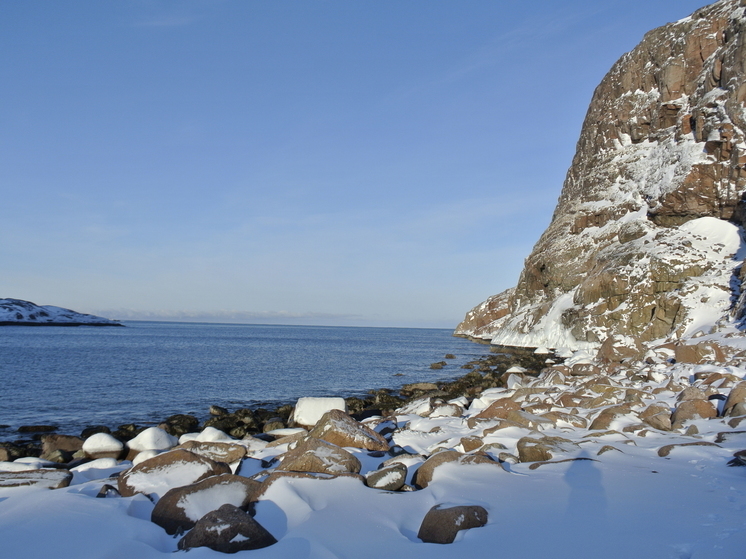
[{"left": 0, "top": 321, "right": 485, "bottom": 435}]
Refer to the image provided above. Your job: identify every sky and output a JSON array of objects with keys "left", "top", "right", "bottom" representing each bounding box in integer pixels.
[{"left": 0, "top": 0, "right": 711, "bottom": 328}]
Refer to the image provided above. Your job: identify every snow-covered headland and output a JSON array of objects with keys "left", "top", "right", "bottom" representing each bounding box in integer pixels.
[{"left": 0, "top": 298, "right": 122, "bottom": 327}]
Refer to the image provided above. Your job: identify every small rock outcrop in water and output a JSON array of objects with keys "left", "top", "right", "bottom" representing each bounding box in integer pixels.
[
  {"left": 0, "top": 298, "right": 122, "bottom": 326},
  {"left": 456, "top": 0, "right": 746, "bottom": 351}
]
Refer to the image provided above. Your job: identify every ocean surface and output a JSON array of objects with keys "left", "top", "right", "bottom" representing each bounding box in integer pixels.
[{"left": 0, "top": 321, "right": 486, "bottom": 436}]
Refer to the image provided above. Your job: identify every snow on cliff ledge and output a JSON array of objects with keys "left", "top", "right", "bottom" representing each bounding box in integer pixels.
[{"left": 0, "top": 299, "right": 122, "bottom": 326}]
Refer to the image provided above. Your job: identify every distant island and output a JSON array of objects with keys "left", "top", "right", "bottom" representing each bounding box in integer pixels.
[{"left": 0, "top": 298, "right": 123, "bottom": 327}]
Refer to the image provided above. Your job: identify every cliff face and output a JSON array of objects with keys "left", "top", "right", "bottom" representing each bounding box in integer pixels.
[{"left": 457, "top": 0, "right": 746, "bottom": 350}]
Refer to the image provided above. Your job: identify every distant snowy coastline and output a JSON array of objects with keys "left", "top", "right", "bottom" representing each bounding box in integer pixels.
[{"left": 0, "top": 298, "right": 122, "bottom": 327}]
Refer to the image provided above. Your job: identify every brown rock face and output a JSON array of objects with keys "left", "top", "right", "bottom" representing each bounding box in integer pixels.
[{"left": 456, "top": 0, "right": 746, "bottom": 350}]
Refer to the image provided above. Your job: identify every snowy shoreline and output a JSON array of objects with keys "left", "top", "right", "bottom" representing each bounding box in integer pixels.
[{"left": 1, "top": 342, "right": 745, "bottom": 557}]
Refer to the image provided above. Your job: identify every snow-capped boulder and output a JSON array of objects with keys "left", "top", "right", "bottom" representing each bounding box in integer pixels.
[
  {"left": 81, "top": 433, "right": 125, "bottom": 460},
  {"left": 126, "top": 427, "right": 178, "bottom": 453},
  {"left": 291, "top": 397, "right": 347, "bottom": 428},
  {"left": 151, "top": 474, "right": 261, "bottom": 535},
  {"left": 118, "top": 449, "right": 230, "bottom": 498}
]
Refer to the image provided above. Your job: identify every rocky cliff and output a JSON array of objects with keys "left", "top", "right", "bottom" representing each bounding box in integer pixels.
[{"left": 456, "top": 0, "right": 746, "bottom": 353}]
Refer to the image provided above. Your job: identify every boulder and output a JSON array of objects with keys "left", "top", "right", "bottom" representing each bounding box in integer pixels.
[
  {"left": 291, "top": 397, "right": 347, "bottom": 428},
  {"left": 674, "top": 341, "right": 727, "bottom": 364},
  {"left": 570, "top": 363, "right": 601, "bottom": 377},
  {"left": 589, "top": 404, "right": 635, "bottom": 430},
  {"left": 459, "top": 437, "right": 483, "bottom": 453},
  {"left": 413, "top": 451, "right": 501, "bottom": 489},
  {"left": 0, "top": 469, "right": 72, "bottom": 489},
  {"left": 505, "top": 410, "right": 555, "bottom": 431},
  {"left": 400, "top": 382, "right": 439, "bottom": 396},
  {"left": 127, "top": 427, "right": 178, "bottom": 453},
  {"left": 657, "top": 441, "right": 721, "bottom": 457},
  {"left": 178, "top": 504, "right": 277, "bottom": 552},
  {"left": 474, "top": 398, "right": 521, "bottom": 420},
  {"left": 40, "top": 434, "right": 83, "bottom": 461},
  {"left": 671, "top": 399, "right": 717, "bottom": 429},
  {"left": 396, "top": 396, "right": 438, "bottom": 417},
  {"left": 430, "top": 403, "right": 464, "bottom": 418},
  {"left": 152, "top": 474, "right": 261, "bottom": 535},
  {"left": 177, "top": 440, "right": 247, "bottom": 464},
  {"left": 676, "top": 387, "right": 711, "bottom": 402},
  {"left": 81, "top": 432, "right": 125, "bottom": 460},
  {"left": 159, "top": 414, "right": 200, "bottom": 437},
  {"left": 643, "top": 412, "right": 672, "bottom": 431},
  {"left": 365, "top": 462, "right": 407, "bottom": 491},
  {"left": 118, "top": 449, "right": 231, "bottom": 498},
  {"left": 724, "top": 381, "right": 746, "bottom": 417},
  {"left": 308, "top": 409, "right": 389, "bottom": 451},
  {"left": 516, "top": 436, "right": 579, "bottom": 463},
  {"left": 541, "top": 411, "right": 588, "bottom": 429},
  {"left": 277, "top": 437, "right": 361, "bottom": 475},
  {"left": 417, "top": 504, "right": 488, "bottom": 544}
]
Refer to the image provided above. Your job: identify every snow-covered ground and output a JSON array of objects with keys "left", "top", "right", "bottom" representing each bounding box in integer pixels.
[
  {"left": 1, "top": 349, "right": 745, "bottom": 558},
  {"left": 0, "top": 298, "right": 121, "bottom": 326}
]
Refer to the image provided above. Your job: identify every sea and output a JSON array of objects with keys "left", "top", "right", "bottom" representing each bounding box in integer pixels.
[{"left": 0, "top": 321, "right": 487, "bottom": 437}]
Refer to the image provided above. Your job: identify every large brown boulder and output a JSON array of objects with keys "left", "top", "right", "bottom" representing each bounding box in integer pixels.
[
  {"left": 151, "top": 474, "right": 261, "bottom": 535},
  {"left": 413, "top": 451, "right": 502, "bottom": 489},
  {"left": 308, "top": 409, "right": 389, "bottom": 451},
  {"left": 178, "top": 504, "right": 277, "bottom": 552},
  {"left": 277, "top": 437, "right": 361, "bottom": 475},
  {"left": 724, "top": 381, "right": 746, "bottom": 417},
  {"left": 474, "top": 398, "right": 520, "bottom": 420},
  {"left": 417, "top": 504, "right": 488, "bottom": 544},
  {"left": 516, "top": 436, "right": 579, "bottom": 463},
  {"left": 40, "top": 434, "right": 83, "bottom": 462},
  {"left": 589, "top": 404, "right": 636, "bottom": 430},
  {"left": 118, "top": 449, "right": 231, "bottom": 498},
  {"left": 671, "top": 399, "right": 718, "bottom": 429}
]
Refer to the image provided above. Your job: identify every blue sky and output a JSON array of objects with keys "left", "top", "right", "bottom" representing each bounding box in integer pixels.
[{"left": 0, "top": 0, "right": 709, "bottom": 328}]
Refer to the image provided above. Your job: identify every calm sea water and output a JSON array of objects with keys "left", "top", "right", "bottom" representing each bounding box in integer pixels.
[{"left": 0, "top": 321, "right": 485, "bottom": 436}]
